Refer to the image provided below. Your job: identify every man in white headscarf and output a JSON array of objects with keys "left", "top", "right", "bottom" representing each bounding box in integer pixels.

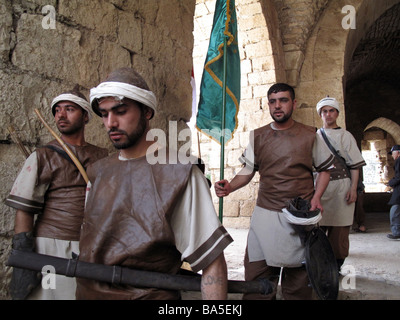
[
  {"left": 5, "top": 86, "right": 108, "bottom": 300},
  {"left": 316, "top": 96, "right": 366, "bottom": 272},
  {"left": 76, "top": 68, "right": 232, "bottom": 300}
]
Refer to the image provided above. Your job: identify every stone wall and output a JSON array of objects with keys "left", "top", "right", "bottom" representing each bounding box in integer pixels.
[
  {"left": 294, "top": 0, "right": 362, "bottom": 129},
  {"left": 273, "top": 0, "right": 330, "bottom": 86},
  {"left": 0, "top": 0, "right": 196, "bottom": 299}
]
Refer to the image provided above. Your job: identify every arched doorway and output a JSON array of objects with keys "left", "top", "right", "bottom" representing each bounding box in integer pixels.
[
  {"left": 362, "top": 118, "right": 400, "bottom": 192},
  {"left": 344, "top": 1, "right": 400, "bottom": 143},
  {"left": 344, "top": 1, "right": 400, "bottom": 207}
]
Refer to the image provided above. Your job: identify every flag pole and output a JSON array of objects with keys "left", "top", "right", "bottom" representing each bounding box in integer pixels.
[{"left": 218, "top": 35, "right": 228, "bottom": 223}]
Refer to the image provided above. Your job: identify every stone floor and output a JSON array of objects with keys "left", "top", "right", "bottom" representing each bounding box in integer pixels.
[
  {"left": 183, "top": 211, "right": 400, "bottom": 300},
  {"left": 339, "top": 211, "right": 400, "bottom": 300}
]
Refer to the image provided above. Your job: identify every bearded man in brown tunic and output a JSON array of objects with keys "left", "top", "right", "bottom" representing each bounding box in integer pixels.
[
  {"left": 76, "top": 68, "right": 233, "bottom": 300},
  {"left": 5, "top": 88, "right": 108, "bottom": 300}
]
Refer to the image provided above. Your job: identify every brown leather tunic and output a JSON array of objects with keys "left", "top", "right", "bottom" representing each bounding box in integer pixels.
[
  {"left": 251, "top": 122, "right": 318, "bottom": 211},
  {"left": 76, "top": 153, "right": 193, "bottom": 300},
  {"left": 34, "top": 140, "right": 108, "bottom": 241}
]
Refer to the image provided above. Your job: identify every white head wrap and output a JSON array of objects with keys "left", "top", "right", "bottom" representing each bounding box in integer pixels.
[
  {"left": 316, "top": 96, "right": 340, "bottom": 115},
  {"left": 89, "top": 81, "right": 157, "bottom": 116},
  {"left": 51, "top": 93, "right": 92, "bottom": 122}
]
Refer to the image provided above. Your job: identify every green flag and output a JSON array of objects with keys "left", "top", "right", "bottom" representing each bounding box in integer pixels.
[{"left": 196, "top": 0, "right": 240, "bottom": 145}]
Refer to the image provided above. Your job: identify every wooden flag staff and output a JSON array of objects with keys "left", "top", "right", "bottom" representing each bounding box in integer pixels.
[{"left": 218, "top": 35, "right": 229, "bottom": 223}]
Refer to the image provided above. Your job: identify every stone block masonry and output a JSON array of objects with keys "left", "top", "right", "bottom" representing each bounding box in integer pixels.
[{"left": 0, "top": 0, "right": 196, "bottom": 299}]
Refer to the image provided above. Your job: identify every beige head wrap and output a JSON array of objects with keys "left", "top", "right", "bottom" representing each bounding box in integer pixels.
[{"left": 316, "top": 96, "right": 340, "bottom": 115}]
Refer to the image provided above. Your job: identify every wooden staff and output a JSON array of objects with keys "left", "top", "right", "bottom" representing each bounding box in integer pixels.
[
  {"left": 7, "top": 125, "right": 31, "bottom": 159},
  {"left": 34, "top": 108, "right": 89, "bottom": 184}
]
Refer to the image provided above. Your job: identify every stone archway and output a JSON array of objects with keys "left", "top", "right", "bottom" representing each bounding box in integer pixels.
[
  {"left": 293, "top": 0, "right": 362, "bottom": 130},
  {"left": 341, "top": 0, "right": 400, "bottom": 196},
  {"left": 365, "top": 117, "right": 400, "bottom": 145},
  {"left": 344, "top": 0, "right": 400, "bottom": 145},
  {"left": 362, "top": 118, "right": 398, "bottom": 192}
]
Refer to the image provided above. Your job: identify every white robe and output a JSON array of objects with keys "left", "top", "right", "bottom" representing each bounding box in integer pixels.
[{"left": 318, "top": 128, "right": 366, "bottom": 226}]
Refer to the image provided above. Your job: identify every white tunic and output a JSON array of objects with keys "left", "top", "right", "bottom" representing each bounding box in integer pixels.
[{"left": 318, "top": 128, "right": 366, "bottom": 226}]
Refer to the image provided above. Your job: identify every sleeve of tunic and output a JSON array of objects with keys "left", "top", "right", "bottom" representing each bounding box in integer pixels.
[
  {"left": 170, "top": 165, "right": 233, "bottom": 273},
  {"left": 341, "top": 131, "right": 366, "bottom": 169},
  {"left": 4, "top": 151, "right": 49, "bottom": 213},
  {"left": 238, "top": 131, "right": 259, "bottom": 171}
]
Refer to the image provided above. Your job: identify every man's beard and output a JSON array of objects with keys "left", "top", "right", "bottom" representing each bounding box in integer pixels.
[
  {"left": 56, "top": 118, "right": 85, "bottom": 135},
  {"left": 272, "top": 110, "right": 293, "bottom": 123},
  {"left": 109, "top": 114, "right": 147, "bottom": 150}
]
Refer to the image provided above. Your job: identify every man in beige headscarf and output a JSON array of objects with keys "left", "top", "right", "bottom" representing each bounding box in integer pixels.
[
  {"left": 316, "top": 96, "right": 366, "bottom": 272},
  {"left": 5, "top": 87, "right": 108, "bottom": 300}
]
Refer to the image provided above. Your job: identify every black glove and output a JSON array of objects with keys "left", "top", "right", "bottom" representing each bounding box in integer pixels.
[
  {"left": 9, "top": 232, "right": 42, "bottom": 300},
  {"left": 286, "top": 197, "right": 320, "bottom": 219}
]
